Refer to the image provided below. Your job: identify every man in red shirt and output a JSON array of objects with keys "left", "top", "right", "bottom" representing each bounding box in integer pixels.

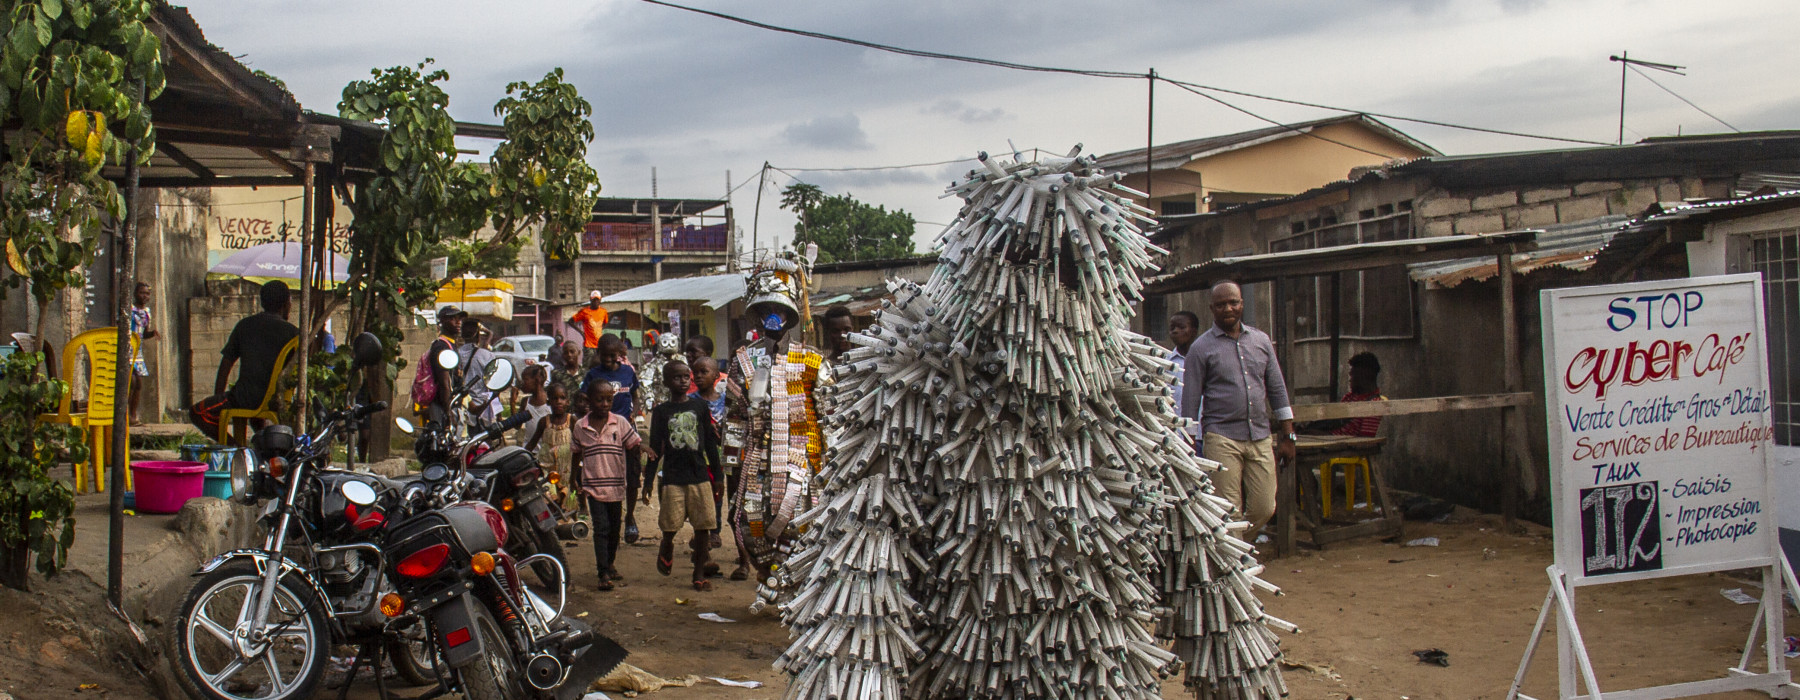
[
  {"left": 1304, "top": 352, "right": 1387, "bottom": 438},
  {"left": 568, "top": 290, "right": 609, "bottom": 366}
]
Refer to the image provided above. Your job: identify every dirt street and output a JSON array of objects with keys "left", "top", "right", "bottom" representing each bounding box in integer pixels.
[{"left": 45, "top": 492, "right": 1800, "bottom": 699}]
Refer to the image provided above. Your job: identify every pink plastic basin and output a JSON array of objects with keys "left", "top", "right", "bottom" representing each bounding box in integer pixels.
[{"left": 129, "top": 461, "right": 208, "bottom": 514}]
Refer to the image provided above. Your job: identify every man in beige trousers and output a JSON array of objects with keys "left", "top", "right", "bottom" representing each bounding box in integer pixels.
[{"left": 1179, "top": 282, "right": 1296, "bottom": 541}]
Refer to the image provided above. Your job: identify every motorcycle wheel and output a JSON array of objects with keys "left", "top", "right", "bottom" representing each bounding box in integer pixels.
[
  {"left": 454, "top": 602, "right": 525, "bottom": 700},
  {"left": 385, "top": 620, "right": 439, "bottom": 687},
  {"left": 175, "top": 561, "right": 329, "bottom": 700}
]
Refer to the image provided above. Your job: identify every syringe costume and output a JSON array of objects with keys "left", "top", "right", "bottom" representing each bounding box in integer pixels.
[
  {"left": 727, "top": 256, "right": 827, "bottom": 595},
  {"left": 772, "top": 148, "right": 1291, "bottom": 699}
]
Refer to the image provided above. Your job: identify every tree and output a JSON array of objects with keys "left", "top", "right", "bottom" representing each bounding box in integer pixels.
[
  {"left": 320, "top": 62, "right": 601, "bottom": 428},
  {"left": 779, "top": 183, "right": 915, "bottom": 264},
  {"left": 0, "top": 0, "right": 163, "bottom": 590}
]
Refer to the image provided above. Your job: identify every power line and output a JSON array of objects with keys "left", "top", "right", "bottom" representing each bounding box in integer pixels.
[
  {"left": 636, "top": 0, "right": 1140, "bottom": 79},
  {"left": 780, "top": 156, "right": 978, "bottom": 173},
  {"left": 1157, "top": 76, "right": 1613, "bottom": 146},
  {"left": 1626, "top": 63, "right": 1740, "bottom": 133},
  {"left": 637, "top": 0, "right": 1611, "bottom": 147},
  {"left": 1159, "top": 79, "right": 1403, "bottom": 160}
]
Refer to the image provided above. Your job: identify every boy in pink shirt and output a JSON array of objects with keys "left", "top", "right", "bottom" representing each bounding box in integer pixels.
[{"left": 573, "top": 379, "right": 644, "bottom": 591}]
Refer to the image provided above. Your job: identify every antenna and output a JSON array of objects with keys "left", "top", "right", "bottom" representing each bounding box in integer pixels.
[{"left": 1610, "top": 52, "right": 1686, "bottom": 145}]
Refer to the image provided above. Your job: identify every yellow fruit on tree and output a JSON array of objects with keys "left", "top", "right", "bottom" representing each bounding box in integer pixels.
[
  {"left": 65, "top": 111, "right": 89, "bottom": 150},
  {"left": 84, "top": 132, "right": 104, "bottom": 168}
]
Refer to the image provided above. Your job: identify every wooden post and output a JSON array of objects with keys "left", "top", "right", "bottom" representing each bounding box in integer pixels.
[
  {"left": 107, "top": 81, "right": 144, "bottom": 609},
  {"left": 1329, "top": 271, "right": 1343, "bottom": 400},
  {"left": 1274, "top": 276, "right": 1297, "bottom": 558},
  {"left": 1499, "top": 248, "right": 1522, "bottom": 527},
  {"left": 295, "top": 161, "right": 314, "bottom": 433}
]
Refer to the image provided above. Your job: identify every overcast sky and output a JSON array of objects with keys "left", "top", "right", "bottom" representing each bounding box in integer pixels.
[{"left": 184, "top": 0, "right": 1799, "bottom": 255}]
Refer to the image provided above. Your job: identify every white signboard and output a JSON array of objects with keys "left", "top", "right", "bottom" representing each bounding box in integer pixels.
[{"left": 1543, "top": 273, "right": 1779, "bottom": 585}]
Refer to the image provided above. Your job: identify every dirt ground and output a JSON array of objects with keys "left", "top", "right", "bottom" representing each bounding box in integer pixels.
[{"left": 45, "top": 488, "right": 1800, "bottom": 699}]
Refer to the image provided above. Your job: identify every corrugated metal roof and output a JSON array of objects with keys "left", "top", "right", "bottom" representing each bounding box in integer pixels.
[
  {"left": 1410, "top": 215, "right": 1630, "bottom": 288},
  {"left": 601, "top": 274, "right": 745, "bottom": 309}
]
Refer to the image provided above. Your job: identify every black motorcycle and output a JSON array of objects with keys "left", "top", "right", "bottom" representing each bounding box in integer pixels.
[
  {"left": 174, "top": 334, "right": 411, "bottom": 700},
  {"left": 411, "top": 350, "right": 583, "bottom": 587},
  {"left": 385, "top": 418, "right": 628, "bottom": 700}
]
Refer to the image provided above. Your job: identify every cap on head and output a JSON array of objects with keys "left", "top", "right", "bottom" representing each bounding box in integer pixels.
[
  {"left": 589, "top": 290, "right": 603, "bottom": 301},
  {"left": 438, "top": 305, "right": 467, "bottom": 321}
]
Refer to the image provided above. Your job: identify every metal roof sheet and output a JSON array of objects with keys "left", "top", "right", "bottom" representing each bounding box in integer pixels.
[{"left": 1410, "top": 215, "right": 1631, "bottom": 288}]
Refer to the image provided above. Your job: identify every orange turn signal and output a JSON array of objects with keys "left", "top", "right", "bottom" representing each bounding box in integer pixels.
[
  {"left": 500, "top": 498, "right": 515, "bottom": 512},
  {"left": 267, "top": 457, "right": 287, "bottom": 479},
  {"left": 379, "top": 593, "right": 405, "bottom": 617},
  {"left": 470, "top": 551, "right": 495, "bottom": 576},
  {"left": 547, "top": 471, "right": 561, "bottom": 485}
]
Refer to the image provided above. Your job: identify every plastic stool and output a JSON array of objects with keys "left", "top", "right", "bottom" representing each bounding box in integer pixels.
[{"left": 1318, "top": 457, "right": 1373, "bottom": 519}]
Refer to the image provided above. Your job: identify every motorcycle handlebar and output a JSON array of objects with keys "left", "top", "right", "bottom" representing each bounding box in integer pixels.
[{"left": 352, "top": 401, "right": 389, "bottom": 420}]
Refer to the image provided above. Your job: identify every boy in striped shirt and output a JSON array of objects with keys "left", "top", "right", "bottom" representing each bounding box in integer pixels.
[{"left": 573, "top": 379, "right": 644, "bottom": 591}]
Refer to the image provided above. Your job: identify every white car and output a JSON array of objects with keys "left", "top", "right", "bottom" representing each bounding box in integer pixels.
[{"left": 491, "top": 334, "right": 558, "bottom": 375}]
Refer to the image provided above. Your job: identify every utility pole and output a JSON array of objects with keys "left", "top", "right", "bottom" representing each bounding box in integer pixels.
[
  {"left": 752, "top": 162, "right": 769, "bottom": 259},
  {"left": 1610, "top": 52, "right": 1686, "bottom": 145},
  {"left": 1145, "top": 68, "right": 1156, "bottom": 213}
]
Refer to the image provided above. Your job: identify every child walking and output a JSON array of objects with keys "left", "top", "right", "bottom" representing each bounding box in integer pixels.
[
  {"left": 572, "top": 380, "right": 642, "bottom": 591},
  {"left": 529, "top": 383, "right": 575, "bottom": 510},
  {"left": 647, "top": 360, "right": 722, "bottom": 591}
]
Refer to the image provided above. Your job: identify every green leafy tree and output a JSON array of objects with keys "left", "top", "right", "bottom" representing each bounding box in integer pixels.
[
  {"left": 0, "top": 353, "right": 84, "bottom": 591},
  {"left": 322, "top": 62, "right": 601, "bottom": 429},
  {"left": 780, "top": 183, "right": 916, "bottom": 264},
  {"left": 0, "top": 0, "right": 162, "bottom": 590},
  {"left": 0, "top": 0, "right": 163, "bottom": 343}
]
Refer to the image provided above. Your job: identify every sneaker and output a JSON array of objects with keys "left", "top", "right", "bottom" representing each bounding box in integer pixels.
[
  {"left": 623, "top": 522, "right": 640, "bottom": 545},
  {"left": 598, "top": 580, "right": 615, "bottom": 592}
]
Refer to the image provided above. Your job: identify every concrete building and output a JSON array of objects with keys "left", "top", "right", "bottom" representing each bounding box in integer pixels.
[
  {"left": 1142, "top": 131, "right": 1800, "bottom": 521},
  {"left": 1094, "top": 114, "right": 1440, "bottom": 216}
]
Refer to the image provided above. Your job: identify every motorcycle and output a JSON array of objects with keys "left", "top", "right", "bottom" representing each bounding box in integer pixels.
[
  {"left": 413, "top": 350, "right": 583, "bottom": 587},
  {"left": 174, "top": 333, "right": 414, "bottom": 699},
  {"left": 386, "top": 415, "right": 628, "bottom": 700}
]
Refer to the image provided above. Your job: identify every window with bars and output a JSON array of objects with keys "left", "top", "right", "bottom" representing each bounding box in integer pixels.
[
  {"left": 1750, "top": 229, "right": 1800, "bottom": 446},
  {"left": 1270, "top": 202, "right": 1417, "bottom": 340}
]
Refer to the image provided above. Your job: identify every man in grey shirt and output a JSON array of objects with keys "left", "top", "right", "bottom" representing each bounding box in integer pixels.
[{"left": 1180, "top": 281, "right": 1295, "bottom": 539}]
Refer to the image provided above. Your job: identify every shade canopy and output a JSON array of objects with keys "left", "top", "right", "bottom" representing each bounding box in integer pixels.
[{"left": 600, "top": 273, "right": 746, "bottom": 310}]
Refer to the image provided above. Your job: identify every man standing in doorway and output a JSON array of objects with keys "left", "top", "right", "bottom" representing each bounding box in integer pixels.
[
  {"left": 1180, "top": 281, "right": 1295, "bottom": 541},
  {"left": 568, "top": 290, "right": 609, "bottom": 367}
]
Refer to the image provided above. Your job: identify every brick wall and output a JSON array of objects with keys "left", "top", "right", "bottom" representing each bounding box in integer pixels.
[{"left": 1413, "top": 176, "right": 1730, "bottom": 238}]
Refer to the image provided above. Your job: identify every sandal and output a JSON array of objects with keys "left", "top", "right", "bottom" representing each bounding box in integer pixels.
[
  {"left": 692, "top": 579, "right": 713, "bottom": 592},
  {"left": 729, "top": 566, "right": 748, "bottom": 581},
  {"left": 704, "top": 562, "right": 722, "bottom": 579},
  {"left": 598, "top": 580, "right": 615, "bottom": 592},
  {"left": 656, "top": 555, "right": 673, "bottom": 576}
]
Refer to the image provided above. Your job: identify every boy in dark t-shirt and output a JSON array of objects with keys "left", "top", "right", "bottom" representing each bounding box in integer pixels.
[
  {"left": 647, "top": 360, "right": 722, "bottom": 591},
  {"left": 582, "top": 334, "right": 638, "bottom": 419}
]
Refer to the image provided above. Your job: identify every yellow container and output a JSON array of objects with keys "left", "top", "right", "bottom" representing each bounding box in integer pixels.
[{"left": 436, "top": 278, "right": 515, "bottom": 320}]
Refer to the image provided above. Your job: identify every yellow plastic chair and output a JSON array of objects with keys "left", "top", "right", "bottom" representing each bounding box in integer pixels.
[
  {"left": 1318, "top": 456, "right": 1373, "bottom": 519},
  {"left": 37, "top": 328, "right": 137, "bottom": 494},
  {"left": 218, "top": 338, "right": 299, "bottom": 447}
]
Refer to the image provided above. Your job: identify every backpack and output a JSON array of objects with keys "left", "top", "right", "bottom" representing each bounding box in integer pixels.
[{"left": 411, "top": 338, "right": 451, "bottom": 409}]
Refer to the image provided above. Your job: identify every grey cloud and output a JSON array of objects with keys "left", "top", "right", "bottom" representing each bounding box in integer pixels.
[
  {"left": 922, "top": 99, "right": 1009, "bottom": 124},
  {"left": 780, "top": 114, "right": 875, "bottom": 151}
]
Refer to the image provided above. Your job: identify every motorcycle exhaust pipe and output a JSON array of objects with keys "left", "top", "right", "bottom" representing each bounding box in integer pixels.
[
  {"left": 525, "top": 652, "right": 565, "bottom": 690},
  {"left": 556, "top": 520, "right": 590, "bottom": 541}
]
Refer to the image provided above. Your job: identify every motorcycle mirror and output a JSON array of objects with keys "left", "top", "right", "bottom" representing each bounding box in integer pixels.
[
  {"left": 437, "top": 349, "right": 460, "bottom": 370},
  {"left": 341, "top": 480, "right": 378, "bottom": 507},
  {"left": 351, "top": 332, "right": 383, "bottom": 370},
  {"left": 229, "top": 449, "right": 253, "bottom": 502},
  {"left": 484, "top": 359, "right": 515, "bottom": 392},
  {"left": 394, "top": 417, "right": 415, "bottom": 434}
]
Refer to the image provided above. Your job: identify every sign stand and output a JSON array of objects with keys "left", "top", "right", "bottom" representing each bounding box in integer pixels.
[
  {"left": 1508, "top": 560, "right": 1800, "bottom": 699},
  {"left": 1514, "top": 274, "right": 1792, "bottom": 699}
]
